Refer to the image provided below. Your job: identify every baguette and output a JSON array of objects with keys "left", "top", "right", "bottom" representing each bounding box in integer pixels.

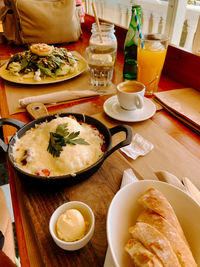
[
  {"left": 137, "top": 209, "right": 197, "bottom": 267},
  {"left": 137, "top": 187, "right": 187, "bottom": 244},
  {"left": 125, "top": 238, "right": 163, "bottom": 267},
  {"left": 129, "top": 222, "right": 181, "bottom": 267}
]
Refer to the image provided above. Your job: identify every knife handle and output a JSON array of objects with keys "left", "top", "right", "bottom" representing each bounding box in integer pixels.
[
  {"left": 182, "top": 177, "right": 200, "bottom": 205},
  {"left": 155, "top": 171, "right": 185, "bottom": 191}
]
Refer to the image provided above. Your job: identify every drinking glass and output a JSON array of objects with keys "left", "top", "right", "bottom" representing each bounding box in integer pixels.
[
  {"left": 86, "top": 23, "right": 117, "bottom": 88},
  {"left": 86, "top": 46, "right": 116, "bottom": 87},
  {"left": 137, "top": 34, "right": 169, "bottom": 96}
]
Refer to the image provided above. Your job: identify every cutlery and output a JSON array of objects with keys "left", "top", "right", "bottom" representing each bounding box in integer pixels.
[
  {"left": 155, "top": 170, "right": 200, "bottom": 205},
  {"left": 145, "top": 75, "right": 159, "bottom": 88},
  {"left": 154, "top": 171, "right": 185, "bottom": 190},
  {"left": 182, "top": 177, "right": 200, "bottom": 205}
]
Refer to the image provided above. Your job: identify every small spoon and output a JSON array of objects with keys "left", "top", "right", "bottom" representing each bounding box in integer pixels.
[{"left": 145, "top": 75, "right": 159, "bottom": 87}]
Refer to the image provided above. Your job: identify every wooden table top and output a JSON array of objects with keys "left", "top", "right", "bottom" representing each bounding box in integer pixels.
[{"left": 0, "top": 15, "right": 200, "bottom": 267}]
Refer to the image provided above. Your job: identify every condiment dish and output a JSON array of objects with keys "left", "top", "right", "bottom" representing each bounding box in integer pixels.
[{"left": 49, "top": 201, "right": 95, "bottom": 251}]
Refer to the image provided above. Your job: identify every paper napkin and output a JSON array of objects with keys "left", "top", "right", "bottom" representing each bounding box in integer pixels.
[
  {"left": 103, "top": 168, "right": 139, "bottom": 267},
  {"left": 19, "top": 90, "right": 98, "bottom": 107},
  {"left": 120, "top": 133, "right": 154, "bottom": 160},
  {"left": 120, "top": 168, "right": 139, "bottom": 188}
]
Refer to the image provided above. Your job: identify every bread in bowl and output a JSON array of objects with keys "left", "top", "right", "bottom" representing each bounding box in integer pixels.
[{"left": 126, "top": 187, "right": 197, "bottom": 267}]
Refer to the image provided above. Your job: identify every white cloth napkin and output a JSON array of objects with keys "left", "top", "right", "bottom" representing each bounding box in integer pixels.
[
  {"left": 103, "top": 168, "right": 139, "bottom": 267},
  {"left": 120, "top": 133, "right": 154, "bottom": 160},
  {"left": 19, "top": 90, "right": 98, "bottom": 107}
]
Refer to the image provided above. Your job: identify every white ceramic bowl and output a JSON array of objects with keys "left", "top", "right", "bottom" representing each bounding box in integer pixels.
[
  {"left": 49, "top": 201, "right": 95, "bottom": 251},
  {"left": 107, "top": 180, "right": 200, "bottom": 267}
]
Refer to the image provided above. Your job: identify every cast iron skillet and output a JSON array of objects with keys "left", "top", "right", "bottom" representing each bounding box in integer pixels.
[{"left": 0, "top": 113, "right": 132, "bottom": 185}]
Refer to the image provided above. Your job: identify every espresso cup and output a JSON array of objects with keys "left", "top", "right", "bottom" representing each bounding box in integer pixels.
[{"left": 116, "top": 81, "right": 145, "bottom": 110}]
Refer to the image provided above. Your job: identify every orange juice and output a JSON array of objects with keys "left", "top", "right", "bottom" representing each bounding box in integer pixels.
[{"left": 137, "top": 34, "right": 168, "bottom": 95}]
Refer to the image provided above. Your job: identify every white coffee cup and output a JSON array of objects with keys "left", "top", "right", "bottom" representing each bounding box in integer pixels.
[{"left": 116, "top": 80, "right": 145, "bottom": 110}]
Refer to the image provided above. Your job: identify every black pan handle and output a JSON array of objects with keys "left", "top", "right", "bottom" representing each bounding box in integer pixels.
[
  {"left": 104, "top": 125, "right": 133, "bottom": 159},
  {"left": 0, "top": 118, "right": 26, "bottom": 152}
]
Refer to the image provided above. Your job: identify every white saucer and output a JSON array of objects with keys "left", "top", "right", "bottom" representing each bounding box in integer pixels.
[{"left": 103, "top": 95, "right": 156, "bottom": 122}]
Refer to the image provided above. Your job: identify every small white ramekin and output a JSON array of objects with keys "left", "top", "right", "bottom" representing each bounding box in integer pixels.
[{"left": 49, "top": 201, "right": 95, "bottom": 251}]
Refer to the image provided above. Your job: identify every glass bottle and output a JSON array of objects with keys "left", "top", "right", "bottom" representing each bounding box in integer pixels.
[
  {"left": 123, "top": 5, "right": 142, "bottom": 80},
  {"left": 87, "top": 23, "right": 117, "bottom": 87}
]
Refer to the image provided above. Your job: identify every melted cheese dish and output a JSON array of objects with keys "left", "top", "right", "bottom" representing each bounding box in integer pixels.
[{"left": 13, "top": 116, "right": 105, "bottom": 177}]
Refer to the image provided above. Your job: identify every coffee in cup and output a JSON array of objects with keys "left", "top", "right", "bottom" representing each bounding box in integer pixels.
[{"left": 117, "top": 81, "right": 145, "bottom": 110}]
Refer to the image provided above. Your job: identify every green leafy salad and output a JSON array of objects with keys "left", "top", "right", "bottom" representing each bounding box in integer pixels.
[{"left": 6, "top": 45, "right": 78, "bottom": 81}]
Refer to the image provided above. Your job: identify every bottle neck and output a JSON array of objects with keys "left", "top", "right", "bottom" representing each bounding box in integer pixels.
[{"left": 130, "top": 6, "right": 142, "bottom": 28}]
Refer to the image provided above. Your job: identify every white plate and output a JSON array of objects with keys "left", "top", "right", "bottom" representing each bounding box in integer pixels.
[
  {"left": 103, "top": 95, "right": 156, "bottom": 122},
  {"left": 107, "top": 180, "right": 200, "bottom": 267},
  {"left": 0, "top": 51, "right": 87, "bottom": 85}
]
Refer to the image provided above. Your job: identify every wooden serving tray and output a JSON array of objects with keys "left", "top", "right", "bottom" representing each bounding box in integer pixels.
[
  {"left": 12, "top": 114, "right": 200, "bottom": 266},
  {"left": 19, "top": 151, "right": 134, "bottom": 267}
]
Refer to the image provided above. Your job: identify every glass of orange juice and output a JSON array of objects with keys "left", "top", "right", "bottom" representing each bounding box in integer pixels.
[{"left": 137, "top": 34, "right": 169, "bottom": 96}]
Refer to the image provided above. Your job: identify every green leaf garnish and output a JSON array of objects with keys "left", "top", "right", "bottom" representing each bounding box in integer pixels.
[
  {"left": 47, "top": 132, "right": 66, "bottom": 157},
  {"left": 69, "top": 138, "right": 90, "bottom": 145},
  {"left": 47, "top": 123, "right": 89, "bottom": 157},
  {"left": 55, "top": 123, "right": 69, "bottom": 137}
]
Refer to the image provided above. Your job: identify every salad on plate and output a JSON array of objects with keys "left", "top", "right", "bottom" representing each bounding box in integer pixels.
[{"left": 6, "top": 43, "right": 78, "bottom": 82}]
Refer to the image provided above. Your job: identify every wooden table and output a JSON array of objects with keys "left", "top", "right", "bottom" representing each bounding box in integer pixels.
[{"left": 0, "top": 15, "right": 200, "bottom": 267}]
